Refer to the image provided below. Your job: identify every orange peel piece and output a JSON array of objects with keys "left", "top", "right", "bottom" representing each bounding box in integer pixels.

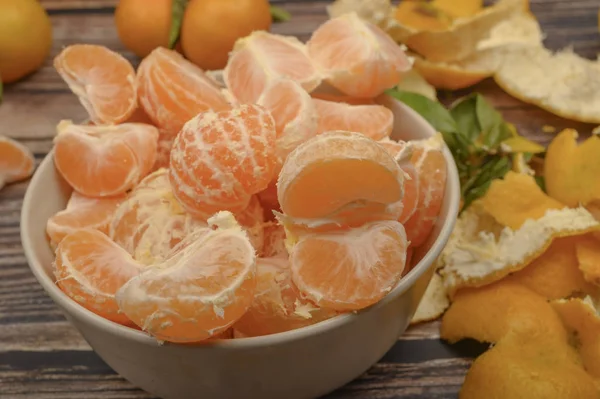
[
  {"left": 552, "top": 297, "right": 600, "bottom": 379},
  {"left": 481, "top": 171, "right": 564, "bottom": 230},
  {"left": 441, "top": 280, "right": 567, "bottom": 344},
  {"left": 440, "top": 201, "right": 600, "bottom": 295},
  {"left": 460, "top": 330, "right": 598, "bottom": 399},
  {"left": 506, "top": 237, "right": 594, "bottom": 300},
  {"left": 545, "top": 129, "right": 600, "bottom": 207},
  {"left": 575, "top": 234, "right": 600, "bottom": 286}
]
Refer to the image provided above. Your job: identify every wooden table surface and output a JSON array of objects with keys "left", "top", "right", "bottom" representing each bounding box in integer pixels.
[{"left": 1, "top": 0, "right": 599, "bottom": 398}]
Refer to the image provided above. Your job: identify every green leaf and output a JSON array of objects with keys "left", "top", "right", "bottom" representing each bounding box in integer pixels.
[
  {"left": 270, "top": 5, "right": 291, "bottom": 22},
  {"left": 475, "top": 94, "right": 511, "bottom": 149},
  {"left": 169, "top": 0, "right": 189, "bottom": 49},
  {"left": 462, "top": 157, "right": 511, "bottom": 211},
  {"left": 450, "top": 95, "right": 479, "bottom": 141},
  {"left": 385, "top": 89, "right": 458, "bottom": 135}
]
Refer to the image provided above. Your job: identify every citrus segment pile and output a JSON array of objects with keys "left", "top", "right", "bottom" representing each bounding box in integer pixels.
[{"left": 46, "top": 18, "right": 449, "bottom": 342}]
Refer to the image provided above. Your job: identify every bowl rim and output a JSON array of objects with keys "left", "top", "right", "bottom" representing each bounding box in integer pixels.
[{"left": 20, "top": 101, "right": 460, "bottom": 349}]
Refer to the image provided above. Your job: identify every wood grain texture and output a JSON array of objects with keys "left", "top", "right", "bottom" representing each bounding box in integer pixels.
[{"left": 1, "top": 0, "right": 599, "bottom": 397}]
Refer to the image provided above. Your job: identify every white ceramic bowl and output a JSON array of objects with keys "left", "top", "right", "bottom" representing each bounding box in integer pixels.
[{"left": 21, "top": 97, "right": 460, "bottom": 399}]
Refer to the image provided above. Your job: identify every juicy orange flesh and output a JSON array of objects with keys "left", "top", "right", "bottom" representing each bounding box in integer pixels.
[
  {"left": 55, "top": 229, "right": 140, "bottom": 324},
  {"left": 314, "top": 99, "right": 393, "bottom": 140},
  {"left": 117, "top": 233, "right": 256, "bottom": 342},
  {"left": 282, "top": 158, "right": 402, "bottom": 219},
  {"left": 291, "top": 221, "right": 407, "bottom": 310},
  {"left": 225, "top": 47, "right": 267, "bottom": 103}
]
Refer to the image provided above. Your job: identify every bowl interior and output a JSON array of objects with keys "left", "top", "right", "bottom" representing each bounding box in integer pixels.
[{"left": 21, "top": 96, "right": 460, "bottom": 347}]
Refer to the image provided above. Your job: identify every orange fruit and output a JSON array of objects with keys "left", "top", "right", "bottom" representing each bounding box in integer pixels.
[
  {"left": 180, "top": 0, "right": 272, "bottom": 71},
  {"left": 378, "top": 138, "right": 420, "bottom": 224},
  {"left": 257, "top": 78, "right": 318, "bottom": 161},
  {"left": 261, "top": 224, "right": 288, "bottom": 258},
  {"left": 313, "top": 98, "right": 394, "bottom": 140},
  {"left": 115, "top": 0, "right": 171, "bottom": 58},
  {"left": 0, "top": 136, "right": 35, "bottom": 188},
  {"left": 307, "top": 13, "right": 411, "bottom": 98},
  {"left": 53, "top": 121, "right": 159, "bottom": 197},
  {"left": 0, "top": 0, "right": 52, "bottom": 83},
  {"left": 54, "top": 44, "right": 137, "bottom": 125},
  {"left": 224, "top": 31, "right": 322, "bottom": 104},
  {"left": 403, "top": 139, "right": 447, "bottom": 247},
  {"left": 234, "top": 257, "right": 337, "bottom": 336},
  {"left": 169, "top": 104, "right": 278, "bottom": 218},
  {"left": 47, "top": 191, "right": 126, "bottom": 247},
  {"left": 109, "top": 169, "right": 206, "bottom": 264},
  {"left": 137, "top": 47, "right": 230, "bottom": 137},
  {"left": 54, "top": 228, "right": 141, "bottom": 325},
  {"left": 290, "top": 220, "right": 408, "bottom": 311},
  {"left": 277, "top": 131, "right": 404, "bottom": 226},
  {"left": 116, "top": 214, "right": 257, "bottom": 342}
]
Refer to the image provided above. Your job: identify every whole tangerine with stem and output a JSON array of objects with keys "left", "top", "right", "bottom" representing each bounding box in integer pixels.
[
  {"left": 115, "top": 0, "right": 172, "bottom": 58},
  {"left": 180, "top": 0, "right": 272, "bottom": 71}
]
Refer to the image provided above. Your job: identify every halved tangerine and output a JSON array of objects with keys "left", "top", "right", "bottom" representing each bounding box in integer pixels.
[
  {"left": 137, "top": 47, "right": 230, "bottom": 137},
  {"left": 313, "top": 98, "right": 393, "bottom": 140},
  {"left": 116, "top": 212, "right": 257, "bottom": 343},
  {"left": 307, "top": 13, "right": 411, "bottom": 98},
  {"left": 224, "top": 31, "right": 321, "bottom": 103},
  {"left": 54, "top": 44, "right": 137, "bottom": 125},
  {"left": 54, "top": 228, "right": 141, "bottom": 325},
  {"left": 290, "top": 220, "right": 408, "bottom": 311},
  {"left": 53, "top": 121, "right": 159, "bottom": 197}
]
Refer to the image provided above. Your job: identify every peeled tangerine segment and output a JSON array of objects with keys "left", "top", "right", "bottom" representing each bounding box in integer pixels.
[
  {"left": 0, "top": 136, "right": 35, "bottom": 188},
  {"left": 169, "top": 104, "right": 278, "bottom": 218},
  {"left": 441, "top": 280, "right": 568, "bottom": 344},
  {"left": 545, "top": 129, "right": 600, "bottom": 207},
  {"left": 234, "top": 257, "right": 337, "bottom": 336},
  {"left": 290, "top": 220, "right": 408, "bottom": 311},
  {"left": 313, "top": 99, "right": 393, "bottom": 141},
  {"left": 53, "top": 121, "right": 158, "bottom": 197},
  {"left": 402, "top": 136, "right": 447, "bottom": 247},
  {"left": 256, "top": 78, "right": 318, "bottom": 160},
  {"left": 307, "top": 12, "right": 411, "bottom": 98},
  {"left": 137, "top": 47, "right": 230, "bottom": 137},
  {"left": 277, "top": 131, "right": 404, "bottom": 222},
  {"left": 47, "top": 191, "right": 126, "bottom": 247},
  {"left": 116, "top": 212, "right": 257, "bottom": 343},
  {"left": 224, "top": 31, "right": 321, "bottom": 104},
  {"left": 54, "top": 228, "right": 142, "bottom": 325},
  {"left": 109, "top": 169, "right": 207, "bottom": 265},
  {"left": 54, "top": 44, "right": 137, "bottom": 125}
]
